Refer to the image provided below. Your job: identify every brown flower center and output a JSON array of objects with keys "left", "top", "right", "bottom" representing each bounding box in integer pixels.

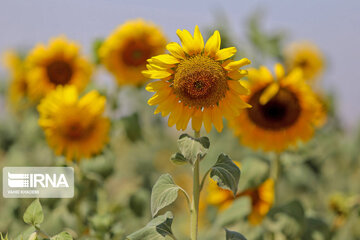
[
  {"left": 248, "top": 86, "right": 301, "bottom": 130},
  {"left": 121, "top": 40, "right": 152, "bottom": 67},
  {"left": 46, "top": 61, "right": 73, "bottom": 85},
  {"left": 173, "top": 55, "right": 228, "bottom": 108},
  {"left": 63, "top": 121, "right": 93, "bottom": 140}
]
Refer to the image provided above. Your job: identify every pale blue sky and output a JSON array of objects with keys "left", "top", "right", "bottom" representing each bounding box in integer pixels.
[{"left": 0, "top": 0, "right": 359, "bottom": 127}]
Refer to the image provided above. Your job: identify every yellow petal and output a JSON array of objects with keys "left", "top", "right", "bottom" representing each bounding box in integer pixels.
[
  {"left": 259, "top": 66, "right": 274, "bottom": 82},
  {"left": 282, "top": 67, "right": 303, "bottom": 85},
  {"left": 204, "top": 30, "right": 220, "bottom": 58},
  {"left": 166, "top": 42, "right": 185, "bottom": 60},
  {"left": 203, "top": 109, "right": 212, "bottom": 133},
  {"left": 142, "top": 70, "right": 172, "bottom": 79},
  {"left": 228, "top": 80, "right": 249, "bottom": 95},
  {"left": 176, "top": 29, "right": 195, "bottom": 55},
  {"left": 211, "top": 107, "right": 223, "bottom": 132},
  {"left": 259, "top": 82, "right": 279, "bottom": 105},
  {"left": 222, "top": 58, "right": 251, "bottom": 71},
  {"left": 152, "top": 54, "right": 180, "bottom": 65},
  {"left": 193, "top": 25, "right": 204, "bottom": 53},
  {"left": 168, "top": 103, "right": 183, "bottom": 127},
  {"left": 191, "top": 109, "right": 203, "bottom": 131},
  {"left": 274, "top": 63, "right": 285, "bottom": 80},
  {"left": 215, "top": 47, "right": 237, "bottom": 61},
  {"left": 227, "top": 70, "right": 248, "bottom": 80},
  {"left": 145, "top": 80, "right": 169, "bottom": 92},
  {"left": 147, "top": 58, "right": 175, "bottom": 68}
]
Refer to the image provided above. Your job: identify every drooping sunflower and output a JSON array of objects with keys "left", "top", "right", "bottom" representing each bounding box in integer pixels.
[
  {"left": 229, "top": 64, "right": 324, "bottom": 152},
  {"left": 143, "top": 26, "right": 251, "bottom": 132},
  {"left": 239, "top": 179, "right": 275, "bottom": 225},
  {"left": 38, "top": 85, "right": 110, "bottom": 161},
  {"left": 99, "top": 19, "right": 167, "bottom": 86},
  {"left": 26, "top": 36, "right": 92, "bottom": 101},
  {"left": 206, "top": 178, "right": 274, "bottom": 225},
  {"left": 3, "top": 51, "right": 29, "bottom": 109},
  {"left": 284, "top": 41, "right": 324, "bottom": 81}
]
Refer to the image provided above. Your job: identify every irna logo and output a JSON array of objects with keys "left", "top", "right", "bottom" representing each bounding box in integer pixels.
[
  {"left": 8, "top": 172, "right": 69, "bottom": 188},
  {"left": 3, "top": 167, "right": 74, "bottom": 198}
]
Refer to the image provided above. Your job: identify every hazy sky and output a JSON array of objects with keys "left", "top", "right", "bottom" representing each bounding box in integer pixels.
[{"left": 0, "top": 0, "right": 359, "bottom": 127}]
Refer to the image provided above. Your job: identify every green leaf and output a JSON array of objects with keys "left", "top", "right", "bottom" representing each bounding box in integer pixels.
[
  {"left": 0, "top": 233, "right": 9, "bottom": 240},
  {"left": 51, "top": 231, "right": 73, "bottom": 240},
  {"left": 170, "top": 152, "right": 188, "bottom": 165},
  {"left": 210, "top": 154, "right": 240, "bottom": 196},
  {"left": 177, "top": 134, "right": 210, "bottom": 164},
  {"left": 23, "top": 199, "right": 44, "bottom": 226},
  {"left": 225, "top": 229, "right": 247, "bottom": 240},
  {"left": 14, "top": 227, "right": 36, "bottom": 240},
  {"left": 126, "top": 212, "right": 174, "bottom": 240},
  {"left": 151, "top": 174, "right": 181, "bottom": 217}
]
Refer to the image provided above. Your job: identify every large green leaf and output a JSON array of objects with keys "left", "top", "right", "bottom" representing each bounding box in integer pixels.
[
  {"left": 126, "top": 212, "right": 174, "bottom": 240},
  {"left": 170, "top": 152, "right": 188, "bottom": 165},
  {"left": 14, "top": 227, "right": 36, "bottom": 240},
  {"left": 177, "top": 134, "right": 210, "bottom": 164},
  {"left": 210, "top": 154, "right": 240, "bottom": 196},
  {"left": 23, "top": 199, "right": 44, "bottom": 226},
  {"left": 225, "top": 229, "right": 247, "bottom": 240},
  {"left": 151, "top": 174, "right": 181, "bottom": 217},
  {"left": 51, "top": 231, "right": 73, "bottom": 240}
]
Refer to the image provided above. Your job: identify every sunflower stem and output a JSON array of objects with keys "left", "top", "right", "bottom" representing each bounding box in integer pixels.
[
  {"left": 190, "top": 130, "right": 201, "bottom": 240},
  {"left": 271, "top": 153, "right": 281, "bottom": 181},
  {"left": 271, "top": 153, "right": 281, "bottom": 202}
]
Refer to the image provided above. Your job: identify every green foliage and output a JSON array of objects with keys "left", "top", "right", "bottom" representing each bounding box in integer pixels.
[
  {"left": 50, "top": 232, "right": 73, "bottom": 240},
  {"left": 23, "top": 199, "right": 44, "bottom": 227},
  {"left": 151, "top": 174, "right": 182, "bottom": 217},
  {"left": 126, "top": 212, "right": 174, "bottom": 240},
  {"left": 177, "top": 133, "right": 210, "bottom": 164},
  {"left": 121, "top": 112, "right": 143, "bottom": 142},
  {"left": 170, "top": 152, "right": 188, "bottom": 165},
  {"left": 210, "top": 154, "right": 241, "bottom": 196},
  {"left": 0, "top": 233, "right": 9, "bottom": 240},
  {"left": 92, "top": 38, "right": 104, "bottom": 65},
  {"left": 247, "top": 11, "right": 285, "bottom": 60},
  {"left": 225, "top": 229, "right": 247, "bottom": 240}
]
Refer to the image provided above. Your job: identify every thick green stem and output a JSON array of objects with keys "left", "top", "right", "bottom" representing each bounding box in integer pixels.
[
  {"left": 191, "top": 157, "right": 200, "bottom": 240},
  {"left": 190, "top": 130, "right": 201, "bottom": 240},
  {"left": 271, "top": 153, "right": 281, "bottom": 202},
  {"left": 271, "top": 154, "right": 281, "bottom": 182}
]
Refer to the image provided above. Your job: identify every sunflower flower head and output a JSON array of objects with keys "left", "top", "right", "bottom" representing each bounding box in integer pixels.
[
  {"left": 240, "top": 179, "right": 275, "bottom": 225},
  {"left": 284, "top": 41, "right": 324, "bottom": 82},
  {"left": 230, "top": 64, "right": 325, "bottom": 152},
  {"left": 38, "top": 85, "right": 110, "bottom": 161},
  {"left": 143, "top": 26, "right": 251, "bottom": 132},
  {"left": 99, "top": 19, "right": 167, "bottom": 86},
  {"left": 26, "top": 36, "right": 92, "bottom": 101},
  {"left": 3, "top": 51, "right": 29, "bottom": 109}
]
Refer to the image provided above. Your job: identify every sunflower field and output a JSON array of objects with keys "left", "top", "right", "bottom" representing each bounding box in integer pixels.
[{"left": 0, "top": 2, "right": 360, "bottom": 240}]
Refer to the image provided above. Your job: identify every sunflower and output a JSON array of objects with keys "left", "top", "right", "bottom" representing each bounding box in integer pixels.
[
  {"left": 143, "top": 26, "right": 251, "bottom": 132},
  {"left": 239, "top": 179, "right": 275, "bottom": 225},
  {"left": 284, "top": 41, "right": 324, "bottom": 81},
  {"left": 3, "top": 51, "right": 29, "bottom": 109},
  {"left": 26, "top": 36, "right": 92, "bottom": 101},
  {"left": 99, "top": 19, "right": 167, "bottom": 86},
  {"left": 206, "top": 178, "right": 274, "bottom": 225},
  {"left": 38, "top": 85, "right": 110, "bottom": 161},
  {"left": 229, "top": 64, "right": 324, "bottom": 152}
]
